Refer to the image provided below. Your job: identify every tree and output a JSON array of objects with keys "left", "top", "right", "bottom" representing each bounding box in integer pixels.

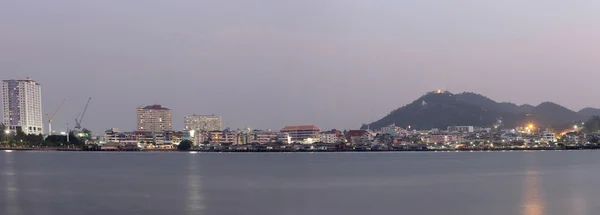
[
  {"left": 0, "top": 123, "right": 6, "bottom": 143},
  {"left": 15, "top": 126, "right": 26, "bottom": 142},
  {"left": 42, "top": 133, "right": 83, "bottom": 147},
  {"left": 584, "top": 116, "right": 600, "bottom": 134},
  {"left": 178, "top": 140, "right": 193, "bottom": 151},
  {"left": 80, "top": 128, "right": 92, "bottom": 141}
]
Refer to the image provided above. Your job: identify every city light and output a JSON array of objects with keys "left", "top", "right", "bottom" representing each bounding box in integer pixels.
[
  {"left": 4, "top": 130, "right": 9, "bottom": 134},
  {"left": 528, "top": 124, "right": 534, "bottom": 130},
  {"left": 574, "top": 125, "right": 578, "bottom": 130}
]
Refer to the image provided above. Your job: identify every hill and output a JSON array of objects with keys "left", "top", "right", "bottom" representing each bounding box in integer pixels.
[
  {"left": 578, "top": 108, "right": 600, "bottom": 118},
  {"left": 364, "top": 91, "right": 595, "bottom": 130}
]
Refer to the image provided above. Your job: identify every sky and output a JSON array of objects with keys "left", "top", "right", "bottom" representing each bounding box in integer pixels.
[{"left": 1, "top": 0, "right": 600, "bottom": 133}]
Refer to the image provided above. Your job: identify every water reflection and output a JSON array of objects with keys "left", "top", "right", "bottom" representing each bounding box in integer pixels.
[
  {"left": 4, "top": 152, "right": 20, "bottom": 215},
  {"left": 522, "top": 170, "right": 544, "bottom": 215},
  {"left": 186, "top": 154, "right": 205, "bottom": 215},
  {"left": 569, "top": 166, "right": 587, "bottom": 215}
]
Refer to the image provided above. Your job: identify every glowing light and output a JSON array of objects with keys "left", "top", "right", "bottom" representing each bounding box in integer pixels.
[
  {"left": 4, "top": 130, "right": 9, "bottom": 134},
  {"left": 4, "top": 150, "right": 13, "bottom": 152},
  {"left": 189, "top": 151, "right": 198, "bottom": 154},
  {"left": 573, "top": 125, "right": 578, "bottom": 130}
]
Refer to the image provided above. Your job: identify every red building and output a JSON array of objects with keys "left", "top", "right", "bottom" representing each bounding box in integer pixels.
[
  {"left": 345, "top": 130, "right": 370, "bottom": 144},
  {"left": 280, "top": 125, "right": 320, "bottom": 142}
]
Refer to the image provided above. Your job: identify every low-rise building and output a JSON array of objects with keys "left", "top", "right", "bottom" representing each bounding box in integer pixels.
[
  {"left": 254, "top": 130, "right": 278, "bottom": 144},
  {"left": 501, "top": 133, "right": 523, "bottom": 142},
  {"left": 423, "top": 134, "right": 464, "bottom": 144},
  {"left": 541, "top": 129, "right": 556, "bottom": 143},
  {"left": 381, "top": 124, "right": 404, "bottom": 135},
  {"left": 280, "top": 125, "right": 320, "bottom": 142},
  {"left": 447, "top": 126, "right": 474, "bottom": 133},
  {"left": 345, "top": 130, "right": 370, "bottom": 144},
  {"left": 319, "top": 132, "right": 339, "bottom": 144}
]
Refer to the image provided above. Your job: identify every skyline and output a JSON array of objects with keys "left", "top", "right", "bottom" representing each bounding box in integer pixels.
[{"left": 2, "top": 0, "right": 600, "bottom": 133}]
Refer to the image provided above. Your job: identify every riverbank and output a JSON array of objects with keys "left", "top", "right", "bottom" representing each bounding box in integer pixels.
[{"left": 2, "top": 146, "right": 599, "bottom": 152}]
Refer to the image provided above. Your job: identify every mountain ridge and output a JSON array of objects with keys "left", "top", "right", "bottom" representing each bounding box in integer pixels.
[{"left": 364, "top": 91, "right": 596, "bottom": 130}]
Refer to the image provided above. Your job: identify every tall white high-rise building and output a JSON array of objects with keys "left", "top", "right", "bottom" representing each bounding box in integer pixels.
[
  {"left": 2, "top": 78, "right": 44, "bottom": 135},
  {"left": 184, "top": 115, "right": 222, "bottom": 132}
]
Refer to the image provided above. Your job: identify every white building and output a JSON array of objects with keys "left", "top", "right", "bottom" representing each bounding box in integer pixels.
[
  {"left": 2, "top": 78, "right": 43, "bottom": 135},
  {"left": 447, "top": 126, "right": 474, "bottom": 133},
  {"left": 184, "top": 114, "right": 222, "bottom": 132},
  {"left": 319, "top": 133, "right": 338, "bottom": 144},
  {"left": 381, "top": 124, "right": 404, "bottom": 135},
  {"left": 541, "top": 129, "right": 556, "bottom": 143}
]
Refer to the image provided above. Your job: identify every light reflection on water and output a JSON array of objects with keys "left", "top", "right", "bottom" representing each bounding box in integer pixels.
[
  {"left": 1, "top": 151, "right": 599, "bottom": 215},
  {"left": 522, "top": 170, "right": 544, "bottom": 215},
  {"left": 186, "top": 154, "right": 205, "bottom": 214},
  {"left": 4, "top": 151, "right": 19, "bottom": 215},
  {"left": 569, "top": 166, "right": 587, "bottom": 215}
]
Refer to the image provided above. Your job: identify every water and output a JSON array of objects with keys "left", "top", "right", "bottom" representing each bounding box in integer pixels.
[{"left": 2, "top": 151, "right": 600, "bottom": 215}]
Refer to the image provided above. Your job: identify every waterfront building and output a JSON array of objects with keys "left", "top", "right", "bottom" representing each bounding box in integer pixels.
[
  {"left": 137, "top": 104, "right": 173, "bottom": 133},
  {"left": 209, "top": 130, "right": 237, "bottom": 144},
  {"left": 254, "top": 130, "right": 278, "bottom": 144},
  {"left": 184, "top": 114, "right": 222, "bottom": 132},
  {"left": 103, "top": 129, "right": 138, "bottom": 145},
  {"left": 277, "top": 132, "right": 292, "bottom": 144},
  {"left": 319, "top": 132, "right": 339, "bottom": 144},
  {"left": 423, "top": 134, "right": 464, "bottom": 144},
  {"left": 2, "top": 78, "right": 43, "bottom": 135},
  {"left": 561, "top": 132, "right": 582, "bottom": 144},
  {"left": 345, "top": 130, "right": 370, "bottom": 144},
  {"left": 280, "top": 125, "right": 320, "bottom": 142}
]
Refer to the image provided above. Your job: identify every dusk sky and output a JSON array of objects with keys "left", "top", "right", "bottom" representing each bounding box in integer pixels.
[{"left": 1, "top": 0, "right": 600, "bottom": 133}]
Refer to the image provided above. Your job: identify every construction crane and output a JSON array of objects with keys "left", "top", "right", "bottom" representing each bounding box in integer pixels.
[
  {"left": 74, "top": 97, "right": 91, "bottom": 130},
  {"left": 47, "top": 98, "right": 66, "bottom": 135}
]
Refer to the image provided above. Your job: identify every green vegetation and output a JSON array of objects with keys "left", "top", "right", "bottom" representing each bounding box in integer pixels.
[
  {"left": 177, "top": 140, "right": 193, "bottom": 151},
  {"left": 584, "top": 116, "right": 600, "bottom": 134},
  {"left": 1, "top": 124, "right": 87, "bottom": 148}
]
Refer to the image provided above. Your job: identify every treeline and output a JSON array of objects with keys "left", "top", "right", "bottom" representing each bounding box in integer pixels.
[{"left": 0, "top": 124, "right": 87, "bottom": 148}]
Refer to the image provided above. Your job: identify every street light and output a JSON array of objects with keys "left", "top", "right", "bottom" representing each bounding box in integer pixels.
[{"left": 4, "top": 130, "right": 10, "bottom": 143}]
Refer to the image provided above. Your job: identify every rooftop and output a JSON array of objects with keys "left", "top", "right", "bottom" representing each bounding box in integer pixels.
[
  {"left": 281, "top": 125, "right": 320, "bottom": 131},
  {"left": 3, "top": 77, "right": 40, "bottom": 85},
  {"left": 142, "top": 104, "right": 170, "bottom": 110}
]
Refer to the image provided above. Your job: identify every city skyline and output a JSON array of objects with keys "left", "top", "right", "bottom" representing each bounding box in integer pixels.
[{"left": 2, "top": 1, "right": 600, "bottom": 133}]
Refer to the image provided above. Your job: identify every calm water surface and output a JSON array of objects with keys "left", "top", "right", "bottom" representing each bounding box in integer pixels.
[{"left": 2, "top": 151, "right": 600, "bottom": 215}]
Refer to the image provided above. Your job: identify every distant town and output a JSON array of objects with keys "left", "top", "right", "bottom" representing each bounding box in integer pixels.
[{"left": 2, "top": 78, "right": 600, "bottom": 152}]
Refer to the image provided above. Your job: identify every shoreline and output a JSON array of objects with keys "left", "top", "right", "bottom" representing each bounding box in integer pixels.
[{"left": 1, "top": 146, "right": 598, "bottom": 153}]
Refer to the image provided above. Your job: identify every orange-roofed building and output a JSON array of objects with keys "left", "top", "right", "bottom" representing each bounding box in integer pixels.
[{"left": 280, "top": 125, "right": 320, "bottom": 142}]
